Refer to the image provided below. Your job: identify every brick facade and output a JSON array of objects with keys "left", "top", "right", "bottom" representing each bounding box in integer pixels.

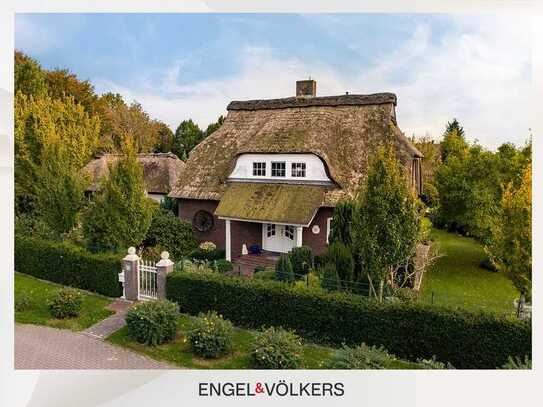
[{"left": 178, "top": 198, "right": 334, "bottom": 257}]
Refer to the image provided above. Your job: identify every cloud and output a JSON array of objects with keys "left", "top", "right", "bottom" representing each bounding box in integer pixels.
[{"left": 95, "top": 15, "right": 531, "bottom": 149}]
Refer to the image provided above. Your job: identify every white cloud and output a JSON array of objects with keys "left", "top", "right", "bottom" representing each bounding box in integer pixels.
[{"left": 95, "top": 15, "right": 531, "bottom": 149}]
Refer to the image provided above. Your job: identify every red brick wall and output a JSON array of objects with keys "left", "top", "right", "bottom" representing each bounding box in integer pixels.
[
  {"left": 303, "top": 207, "right": 334, "bottom": 256},
  {"left": 178, "top": 198, "right": 334, "bottom": 257}
]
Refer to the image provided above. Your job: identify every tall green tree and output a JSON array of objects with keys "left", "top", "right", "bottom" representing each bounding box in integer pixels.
[
  {"left": 486, "top": 164, "right": 531, "bottom": 307},
  {"left": 14, "top": 51, "right": 48, "bottom": 98},
  {"left": 15, "top": 93, "right": 100, "bottom": 214},
  {"left": 440, "top": 119, "right": 468, "bottom": 162},
  {"left": 329, "top": 200, "right": 354, "bottom": 246},
  {"left": 34, "top": 142, "right": 89, "bottom": 235},
  {"left": 172, "top": 119, "right": 204, "bottom": 160},
  {"left": 205, "top": 115, "right": 225, "bottom": 137},
  {"left": 353, "top": 145, "right": 422, "bottom": 301},
  {"left": 82, "top": 144, "right": 154, "bottom": 251}
]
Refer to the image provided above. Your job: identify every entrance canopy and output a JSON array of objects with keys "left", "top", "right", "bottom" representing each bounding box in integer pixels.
[{"left": 215, "top": 183, "right": 324, "bottom": 226}]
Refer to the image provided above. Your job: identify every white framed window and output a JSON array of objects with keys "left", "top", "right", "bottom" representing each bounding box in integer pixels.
[
  {"left": 284, "top": 225, "right": 295, "bottom": 240},
  {"left": 271, "top": 161, "right": 286, "bottom": 177},
  {"left": 291, "top": 162, "right": 306, "bottom": 177},
  {"left": 326, "top": 217, "right": 333, "bottom": 244},
  {"left": 253, "top": 162, "right": 266, "bottom": 176},
  {"left": 266, "top": 223, "right": 276, "bottom": 237}
]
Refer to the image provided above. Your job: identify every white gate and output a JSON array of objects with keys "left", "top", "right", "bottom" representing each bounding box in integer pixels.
[{"left": 138, "top": 259, "right": 158, "bottom": 300}]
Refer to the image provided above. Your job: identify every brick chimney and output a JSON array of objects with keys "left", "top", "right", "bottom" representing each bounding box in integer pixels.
[{"left": 296, "top": 79, "right": 316, "bottom": 98}]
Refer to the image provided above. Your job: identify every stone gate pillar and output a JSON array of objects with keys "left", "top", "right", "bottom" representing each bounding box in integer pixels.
[
  {"left": 122, "top": 247, "right": 140, "bottom": 301},
  {"left": 156, "top": 251, "right": 174, "bottom": 300}
]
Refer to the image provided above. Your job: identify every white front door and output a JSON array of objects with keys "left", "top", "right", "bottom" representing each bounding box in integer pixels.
[{"left": 262, "top": 223, "right": 297, "bottom": 253}]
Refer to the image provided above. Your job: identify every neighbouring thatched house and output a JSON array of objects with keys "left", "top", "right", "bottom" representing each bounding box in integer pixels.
[
  {"left": 169, "top": 80, "right": 422, "bottom": 262},
  {"left": 84, "top": 152, "right": 185, "bottom": 202}
]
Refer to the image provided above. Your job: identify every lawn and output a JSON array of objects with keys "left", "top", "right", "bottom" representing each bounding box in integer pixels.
[
  {"left": 15, "top": 272, "right": 115, "bottom": 331},
  {"left": 420, "top": 228, "right": 518, "bottom": 315},
  {"left": 107, "top": 314, "right": 420, "bottom": 369}
]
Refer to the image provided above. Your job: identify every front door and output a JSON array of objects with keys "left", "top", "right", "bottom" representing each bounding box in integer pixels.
[{"left": 262, "top": 223, "right": 296, "bottom": 253}]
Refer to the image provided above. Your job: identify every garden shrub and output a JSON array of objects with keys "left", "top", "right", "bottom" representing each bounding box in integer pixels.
[
  {"left": 324, "top": 242, "right": 354, "bottom": 285},
  {"left": 276, "top": 254, "right": 294, "bottom": 283},
  {"left": 324, "top": 343, "right": 394, "bottom": 369},
  {"left": 144, "top": 208, "right": 198, "bottom": 260},
  {"left": 189, "top": 242, "right": 225, "bottom": 262},
  {"left": 253, "top": 268, "right": 276, "bottom": 281},
  {"left": 166, "top": 271, "right": 532, "bottom": 369},
  {"left": 320, "top": 262, "right": 340, "bottom": 291},
  {"left": 251, "top": 327, "right": 303, "bottom": 369},
  {"left": 15, "top": 292, "right": 33, "bottom": 312},
  {"left": 48, "top": 288, "right": 83, "bottom": 319},
  {"left": 289, "top": 246, "right": 313, "bottom": 276},
  {"left": 15, "top": 236, "right": 122, "bottom": 297},
  {"left": 125, "top": 300, "right": 180, "bottom": 346},
  {"left": 394, "top": 287, "right": 419, "bottom": 304},
  {"left": 214, "top": 259, "right": 233, "bottom": 274},
  {"left": 187, "top": 311, "right": 233, "bottom": 358}
]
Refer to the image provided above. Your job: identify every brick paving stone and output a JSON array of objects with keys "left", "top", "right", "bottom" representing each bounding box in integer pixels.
[
  {"left": 15, "top": 324, "right": 174, "bottom": 369},
  {"left": 82, "top": 299, "right": 134, "bottom": 339}
]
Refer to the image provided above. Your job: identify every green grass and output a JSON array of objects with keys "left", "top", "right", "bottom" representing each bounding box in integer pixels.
[
  {"left": 15, "top": 272, "right": 115, "bottom": 331},
  {"left": 420, "top": 228, "right": 518, "bottom": 315},
  {"left": 107, "top": 314, "right": 423, "bottom": 369},
  {"left": 107, "top": 314, "right": 332, "bottom": 369}
]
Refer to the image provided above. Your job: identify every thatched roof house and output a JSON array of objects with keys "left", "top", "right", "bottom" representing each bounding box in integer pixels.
[
  {"left": 84, "top": 152, "right": 185, "bottom": 200},
  {"left": 170, "top": 80, "right": 422, "bottom": 262}
]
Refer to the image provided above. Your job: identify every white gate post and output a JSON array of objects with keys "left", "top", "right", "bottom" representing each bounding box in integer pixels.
[
  {"left": 122, "top": 247, "right": 140, "bottom": 301},
  {"left": 296, "top": 226, "right": 303, "bottom": 247},
  {"left": 156, "top": 251, "right": 174, "bottom": 300}
]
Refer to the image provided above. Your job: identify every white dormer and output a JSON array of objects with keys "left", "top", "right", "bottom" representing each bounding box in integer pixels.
[{"left": 228, "top": 153, "right": 332, "bottom": 184}]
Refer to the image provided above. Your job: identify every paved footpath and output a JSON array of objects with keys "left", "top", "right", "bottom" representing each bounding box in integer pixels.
[{"left": 15, "top": 299, "right": 174, "bottom": 369}]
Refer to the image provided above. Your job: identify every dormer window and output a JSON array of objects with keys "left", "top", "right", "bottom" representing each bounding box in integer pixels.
[
  {"left": 253, "top": 162, "right": 266, "bottom": 176},
  {"left": 271, "top": 161, "right": 286, "bottom": 177},
  {"left": 291, "top": 162, "right": 306, "bottom": 177}
]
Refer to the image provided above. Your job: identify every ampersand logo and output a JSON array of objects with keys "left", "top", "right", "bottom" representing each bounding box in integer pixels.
[{"left": 255, "top": 382, "right": 264, "bottom": 394}]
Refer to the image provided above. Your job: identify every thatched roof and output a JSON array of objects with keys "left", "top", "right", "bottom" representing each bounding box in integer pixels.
[
  {"left": 215, "top": 183, "right": 325, "bottom": 226},
  {"left": 169, "top": 92, "right": 422, "bottom": 206},
  {"left": 84, "top": 152, "right": 185, "bottom": 194}
]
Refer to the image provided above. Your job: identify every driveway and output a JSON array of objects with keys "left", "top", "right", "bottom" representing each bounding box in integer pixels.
[{"left": 15, "top": 324, "right": 173, "bottom": 369}]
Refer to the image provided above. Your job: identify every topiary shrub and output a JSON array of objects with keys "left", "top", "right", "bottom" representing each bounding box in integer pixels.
[
  {"left": 214, "top": 259, "right": 233, "bottom": 274},
  {"left": 324, "top": 242, "right": 354, "bottom": 285},
  {"left": 320, "top": 262, "right": 340, "bottom": 291},
  {"left": 289, "top": 246, "right": 313, "bottom": 277},
  {"left": 251, "top": 327, "right": 303, "bottom": 369},
  {"left": 276, "top": 254, "right": 294, "bottom": 283},
  {"left": 324, "top": 343, "right": 394, "bottom": 369},
  {"left": 15, "top": 236, "right": 122, "bottom": 297},
  {"left": 166, "top": 271, "right": 532, "bottom": 368},
  {"left": 144, "top": 208, "right": 198, "bottom": 260},
  {"left": 187, "top": 311, "right": 233, "bottom": 358},
  {"left": 48, "top": 288, "right": 83, "bottom": 319},
  {"left": 126, "top": 300, "right": 180, "bottom": 346}
]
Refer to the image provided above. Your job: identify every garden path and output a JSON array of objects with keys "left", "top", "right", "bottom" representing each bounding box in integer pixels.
[
  {"left": 15, "top": 324, "right": 173, "bottom": 369},
  {"left": 82, "top": 299, "right": 133, "bottom": 339}
]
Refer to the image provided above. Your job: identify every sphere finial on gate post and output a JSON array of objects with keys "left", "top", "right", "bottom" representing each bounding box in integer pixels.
[
  {"left": 157, "top": 251, "right": 173, "bottom": 266},
  {"left": 123, "top": 246, "right": 139, "bottom": 261}
]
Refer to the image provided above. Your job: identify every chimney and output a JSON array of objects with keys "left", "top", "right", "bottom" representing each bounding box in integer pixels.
[{"left": 296, "top": 79, "right": 316, "bottom": 98}]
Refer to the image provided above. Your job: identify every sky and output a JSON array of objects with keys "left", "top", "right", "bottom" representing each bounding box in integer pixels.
[{"left": 14, "top": 13, "right": 532, "bottom": 149}]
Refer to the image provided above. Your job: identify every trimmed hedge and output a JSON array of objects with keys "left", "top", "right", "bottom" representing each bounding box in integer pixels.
[
  {"left": 15, "top": 237, "right": 122, "bottom": 297},
  {"left": 166, "top": 271, "right": 531, "bottom": 369}
]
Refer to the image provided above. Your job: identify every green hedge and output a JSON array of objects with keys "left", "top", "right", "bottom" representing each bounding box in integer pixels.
[
  {"left": 166, "top": 271, "right": 531, "bottom": 369},
  {"left": 15, "top": 237, "right": 122, "bottom": 297}
]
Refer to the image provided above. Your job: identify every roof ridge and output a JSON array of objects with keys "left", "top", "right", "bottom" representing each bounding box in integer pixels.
[{"left": 227, "top": 92, "right": 397, "bottom": 111}]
